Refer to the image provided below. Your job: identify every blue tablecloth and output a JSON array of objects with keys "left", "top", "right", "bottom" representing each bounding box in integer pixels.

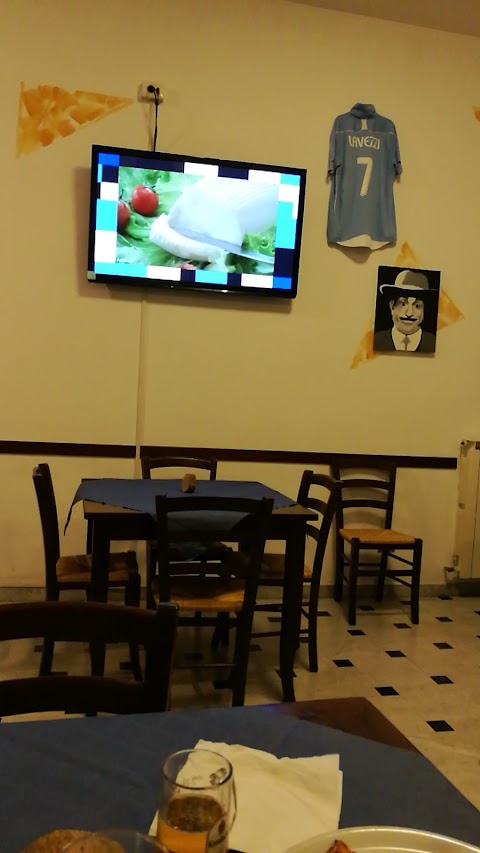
[
  {"left": 0, "top": 705, "right": 479, "bottom": 851},
  {"left": 66, "top": 479, "right": 296, "bottom": 534}
]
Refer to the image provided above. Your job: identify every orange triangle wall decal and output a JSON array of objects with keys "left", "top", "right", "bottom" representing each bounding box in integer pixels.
[{"left": 16, "top": 82, "right": 133, "bottom": 157}]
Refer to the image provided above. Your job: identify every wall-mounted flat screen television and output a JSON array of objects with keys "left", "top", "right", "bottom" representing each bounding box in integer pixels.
[{"left": 87, "top": 144, "right": 306, "bottom": 299}]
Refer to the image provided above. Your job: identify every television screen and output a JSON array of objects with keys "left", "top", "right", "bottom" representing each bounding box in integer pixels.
[{"left": 87, "top": 145, "right": 306, "bottom": 299}]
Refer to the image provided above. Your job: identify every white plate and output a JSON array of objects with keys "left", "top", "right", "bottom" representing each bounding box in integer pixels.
[{"left": 286, "top": 826, "right": 480, "bottom": 853}]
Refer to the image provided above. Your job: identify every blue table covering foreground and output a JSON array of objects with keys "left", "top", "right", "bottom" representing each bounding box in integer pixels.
[
  {"left": 0, "top": 705, "right": 479, "bottom": 851},
  {"left": 66, "top": 479, "right": 296, "bottom": 533}
]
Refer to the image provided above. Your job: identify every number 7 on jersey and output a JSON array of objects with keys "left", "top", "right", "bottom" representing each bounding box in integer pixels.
[{"left": 356, "top": 156, "right": 373, "bottom": 197}]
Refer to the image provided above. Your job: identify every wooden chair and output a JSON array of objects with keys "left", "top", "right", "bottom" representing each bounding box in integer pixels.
[
  {"left": 0, "top": 601, "right": 177, "bottom": 717},
  {"left": 33, "top": 464, "right": 141, "bottom": 678},
  {"left": 141, "top": 455, "right": 228, "bottom": 609},
  {"left": 151, "top": 494, "right": 274, "bottom": 706},
  {"left": 330, "top": 457, "right": 423, "bottom": 626},
  {"left": 252, "top": 471, "right": 340, "bottom": 672},
  {"left": 141, "top": 455, "right": 218, "bottom": 480}
]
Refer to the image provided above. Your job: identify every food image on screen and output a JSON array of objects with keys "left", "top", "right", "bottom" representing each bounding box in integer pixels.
[
  {"left": 117, "top": 169, "right": 278, "bottom": 274},
  {"left": 88, "top": 145, "right": 306, "bottom": 298}
]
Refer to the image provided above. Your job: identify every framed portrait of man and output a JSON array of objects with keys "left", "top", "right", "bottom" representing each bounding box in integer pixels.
[{"left": 373, "top": 265, "right": 441, "bottom": 354}]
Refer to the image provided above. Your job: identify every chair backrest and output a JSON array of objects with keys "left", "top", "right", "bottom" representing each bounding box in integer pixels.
[
  {"left": 141, "top": 455, "right": 217, "bottom": 480},
  {"left": 330, "top": 457, "right": 397, "bottom": 530},
  {"left": 32, "top": 463, "right": 61, "bottom": 592},
  {"left": 297, "top": 470, "right": 341, "bottom": 576},
  {"left": 0, "top": 600, "right": 178, "bottom": 716},
  {"left": 154, "top": 495, "right": 273, "bottom": 609}
]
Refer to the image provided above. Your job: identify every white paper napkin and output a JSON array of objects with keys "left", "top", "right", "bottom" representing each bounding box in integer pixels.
[{"left": 150, "top": 739, "right": 342, "bottom": 853}]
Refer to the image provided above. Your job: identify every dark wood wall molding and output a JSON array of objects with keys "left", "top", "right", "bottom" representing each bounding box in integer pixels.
[
  {"left": 140, "top": 445, "right": 457, "bottom": 470},
  {"left": 0, "top": 440, "right": 457, "bottom": 468},
  {"left": 0, "top": 441, "right": 136, "bottom": 459}
]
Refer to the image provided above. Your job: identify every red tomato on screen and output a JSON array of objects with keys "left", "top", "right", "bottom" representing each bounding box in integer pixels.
[
  {"left": 117, "top": 201, "right": 131, "bottom": 231},
  {"left": 131, "top": 185, "right": 159, "bottom": 216}
]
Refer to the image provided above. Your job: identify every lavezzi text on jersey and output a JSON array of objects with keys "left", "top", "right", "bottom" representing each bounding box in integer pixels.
[{"left": 348, "top": 135, "right": 381, "bottom": 149}]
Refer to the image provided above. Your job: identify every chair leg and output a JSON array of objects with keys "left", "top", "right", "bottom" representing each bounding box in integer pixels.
[
  {"left": 127, "top": 642, "right": 143, "bottom": 682},
  {"left": 348, "top": 539, "right": 360, "bottom": 626},
  {"left": 39, "top": 637, "right": 55, "bottom": 676},
  {"left": 231, "top": 613, "right": 251, "bottom": 707},
  {"left": 376, "top": 549, "right": 389, "bottom": 601},
  {"left": 125, "top": 573, "right": 143, "bottom": 681},
  {"left": 411, "top": 539, "right": 423, "bottom": 624},
  {"left": 307, "top": 580, "right": 320, "bottom": 673},
  {"left": 211, "top": 612, "right": 230, "bottom": 649},
  {"left": 146, "top": 544, "right": 157, "bottom": 610},
  {"left": 86, "top": 586, "right": 106, "bottom": 676},
  {"left": 334, "top": 538, "right": 344, "bottom": 602},
  {"left": 125, "top": 572, "right": 141, "bottom": 608}
]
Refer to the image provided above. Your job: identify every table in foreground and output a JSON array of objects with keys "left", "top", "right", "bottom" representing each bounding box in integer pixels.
[
  {"left": 276, "top": 696, "right": 419, "bottom": 752},
  {"left": 0, "top": 699, "right": 479, "bottom": 852}
]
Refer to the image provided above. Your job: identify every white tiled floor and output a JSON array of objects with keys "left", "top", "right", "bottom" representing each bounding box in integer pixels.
[{"left": 1, "top": 591, "right": 479, "bottom": 811}]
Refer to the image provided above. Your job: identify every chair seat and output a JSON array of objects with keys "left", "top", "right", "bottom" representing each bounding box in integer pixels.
[
  {"left": 151, "top": 576, "right": 245, "bottom": 612},
  {"left": 260, "top": 552, "right": 312, "bottom": 579},
  {"left": 56, "top": 551, "right": 138, "bottom": 584},
  {"left": 339, "top": 528, "right": 416, "bottom": 545}
]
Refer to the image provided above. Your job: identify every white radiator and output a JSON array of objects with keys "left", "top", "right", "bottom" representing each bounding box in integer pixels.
[{"left": 453, "top": 440, "right": 480, "bottom": 579}]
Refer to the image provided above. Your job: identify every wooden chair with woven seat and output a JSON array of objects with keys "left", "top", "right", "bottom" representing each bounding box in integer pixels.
[
  {"left": 330, "top": 457, "right": 423, "bottom": 626},
  {"left": 252, "top": 471, "right": 340, "bottom": 672},
  {"left": 141, "top": 455, "right": 229, "bottom": 610},
  {"left": 33, "top": 464, "right": 142, "bottom": 678},
  {"left": 151, "top": 494, "right": 273, "bottom": 706},
  {"left": 0, "top": 600, "right": 178, "bottom": 718}
]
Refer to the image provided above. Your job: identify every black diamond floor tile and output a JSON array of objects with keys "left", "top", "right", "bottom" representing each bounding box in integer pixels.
[
  {"left": 427, "top": 720, "right": 454, "bottom": 732},
  {"left": 400, "top": 599, "right": 411, "bottom": 605},
  {"left": 333, "top": 659, "right": 354, "bottom": 667},
  {"left": 298, "top": 637, "right": 308, "bottom": 644},
  {"left": 359, "top": 605, "right": 375, "bottom": 611},
  {"left": 34, "top": 643, "right": 43, "bottom": 653},
  {"left": 434, "top": 642, "right": 453, "bottom": 649},
  {"left": 317, "top": 610, "right": 331, "bottom": 616},
  {"left": 249, "top": 644, "right": 262, "bottom": 652},
  {"left": 436, "top": 616, "right": 453, "bottom": 622},
  {"left": 431, "top": 675, "right": 453, "bottom": 684},
  {"left": 375, "top": 686, "right": 399, "bottom": 696},
  {"left": 475, "top": 611, "right": 480, "bottom": 616},
  {"left": 393, "top": 623, "right": 412, "bottom": 629},
  {"left": 386, "top": 650, "right": 406, "bottom": 658},
  {"left": 267, "top": 617, "right": 282, "bottom": 623},
  {"left": 348, "top": 629, "right": 365, "bottom": 636},
  {"left": 438, "top": 595, "right": 453, "bottom": 600}
]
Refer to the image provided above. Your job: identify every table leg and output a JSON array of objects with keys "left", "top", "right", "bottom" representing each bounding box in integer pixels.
[
  {"left": 280, "top": 519, "right": 306, "bottom": 702},
  {"left": 90, "top": 528, "right": 110, "bottom": 603}
]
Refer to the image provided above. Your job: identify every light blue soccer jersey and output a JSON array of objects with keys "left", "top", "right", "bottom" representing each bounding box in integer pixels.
[{"left": 327, "top": 103, "right": 402, "bottom": 249}]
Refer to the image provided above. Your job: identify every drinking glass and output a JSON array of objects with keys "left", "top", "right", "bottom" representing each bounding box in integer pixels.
[
  {"left": 62, "top": 829, "right": 166, "bottom": 851},
  {"left": 157, "top": 749, "right": 236, "bottom": 853}
]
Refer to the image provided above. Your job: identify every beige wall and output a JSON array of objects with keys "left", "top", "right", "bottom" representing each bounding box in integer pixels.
[{"left": 2, "top": 0, "right": 477, "bottom": 585}]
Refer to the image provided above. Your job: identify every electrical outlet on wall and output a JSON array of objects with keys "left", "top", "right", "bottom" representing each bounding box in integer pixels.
[{"left": 138, "top": 82, "right": 164, "bottom": 103}]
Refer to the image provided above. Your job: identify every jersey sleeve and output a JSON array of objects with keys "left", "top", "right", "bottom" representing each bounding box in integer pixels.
[
  {"left": 328, "top": 120, "right": 338, "bottom": 175},
  {"left": 393, "top": 126, "right": 402, "bottom": 175}
]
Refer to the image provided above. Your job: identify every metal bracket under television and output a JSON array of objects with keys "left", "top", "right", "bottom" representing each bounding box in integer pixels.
[{"left": 87, "top": 144, "right": 307, "bottom": 300}]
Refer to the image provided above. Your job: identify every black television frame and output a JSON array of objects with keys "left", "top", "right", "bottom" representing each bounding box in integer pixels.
[{"left": 87, "top": 144, "right": 307, "bottom": 300}]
